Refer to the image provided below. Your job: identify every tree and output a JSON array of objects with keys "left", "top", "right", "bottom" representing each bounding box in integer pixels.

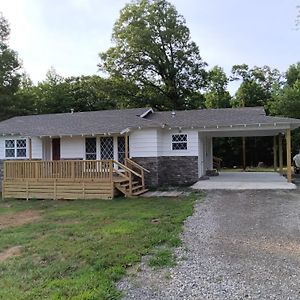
[
  {"left": 231, "top": 64, "right": 281, "bottom": 108},
  {"left": 204, "top": 66, "right": 231, "bottom": 108},
  {"left": 99, "top": 0, "right": 207, "bottom": 110},
  {"left": 0, "top": 12, "right": 22, "bottom": 120},
  {"left": 269, "top": 62, "right": 300, "bottom": 118},
  {"left": 285, "top": 62, "right": 300, "bottom": 86}
]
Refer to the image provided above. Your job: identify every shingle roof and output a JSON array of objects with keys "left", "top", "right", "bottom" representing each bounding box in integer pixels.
[
  {"left": 145, "top": 107, "right": 300, "bottom": 129},
  {"left": 0, "top": 108, "right": 159, "bottom": 136},
  {"left": 0, "top": 106, "right": 299, "bottom": 137}
]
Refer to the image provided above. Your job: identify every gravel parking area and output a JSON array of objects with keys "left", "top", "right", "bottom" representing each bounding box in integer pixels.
[{"left": 119, "top": 190, "right": 300, "bottom": 299}]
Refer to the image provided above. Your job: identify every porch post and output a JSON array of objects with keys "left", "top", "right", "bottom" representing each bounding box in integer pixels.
[
  {"left": 29, "top": 137, "right": 32, "bottom": 160},
  {"left": 273, "top": 135, "right": 278, "bottom": 172},
  {"left": 125, "top": 132, "right": 129, "bottom": 159},
  {"left": 279, "top": 133, "right": 283, "bottom": 175},
  {"left": 242, "top": 137, "right": 246, "bottom": 170},
  {"left": 286, "top": 128, "right": 292, "bottom": 183}
]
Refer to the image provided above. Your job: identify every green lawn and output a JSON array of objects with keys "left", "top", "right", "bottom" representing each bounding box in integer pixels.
[{"left": 0, "top": 194, "right": 197, "bottom": 300}]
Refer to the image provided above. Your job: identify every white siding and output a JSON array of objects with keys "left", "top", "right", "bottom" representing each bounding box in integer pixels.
[
  {"left": 0, "top": 136, "right": 42, "bottom": 160},
  {"left": 205, "top": 136, "right": 213, "bottom": 170},
  {"left": 198, "top": 135, "right": 205, "bottom": 177},
  {"left": 157, "top": 129, "right": 198, "bottom": 157},
  {"left": 32, "top": 137, "right": 43, "bottom": 159},
  {"left": 129, "top": 129, "right": 158, "bottom": 157},
  {"left": 61, "top": 136, "right": 85, "bottom": 159},
  {"left": 0, "top": 136, "right": 5, "bottom": 159},
  {"left": 129, "top": 128, "right": 199, "bottom": 158}
]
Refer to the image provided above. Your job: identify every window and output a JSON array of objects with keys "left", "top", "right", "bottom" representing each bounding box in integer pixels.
[
  {"left": 117, "top": 136, "right": 126, "bottom": 164},
  {"left": 85, "top": 138, "right": 97, "bottom": 160},
  {"left": 5, "top": 139, "right": 27, "bottom": 158},
  {"left": 100, "top": 137, "right": 114, "bottom": 160},
  {"left": 172, "top": 134, "right": 187, "bottom": 150}
]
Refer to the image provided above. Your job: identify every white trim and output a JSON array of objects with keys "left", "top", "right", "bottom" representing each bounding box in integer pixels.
[
  {"left": 171, "top": 133, "right": 188, "bottom": 151},
  {"left": 4, "top": 137, "right": 28, "bottom": 159},
  {"left": 139, "top": 108, "right": 154, "bottom": 118}
]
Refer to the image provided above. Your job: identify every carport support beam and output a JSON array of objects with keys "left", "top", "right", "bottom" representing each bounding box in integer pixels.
[
  {"left": 242, "top": 137, "right": 246, "bottom": 170},
  {"left": 279, "top": 134, "right": 283, "bottom": 175},
  {"left": 273, "top": 136, "right": 278, "bottom": 172},
  {"left": 286, "top": 129, "right": 292, "bottom": 183}
]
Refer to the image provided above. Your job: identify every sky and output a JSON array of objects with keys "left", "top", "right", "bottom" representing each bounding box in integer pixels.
[{"left": 1, "top": 0, "right": 300, "bottom": 92}]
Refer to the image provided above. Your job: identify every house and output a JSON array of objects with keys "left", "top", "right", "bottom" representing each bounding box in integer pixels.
[{"left": 0, "top": 107, "right": 299, "bottom": 200}]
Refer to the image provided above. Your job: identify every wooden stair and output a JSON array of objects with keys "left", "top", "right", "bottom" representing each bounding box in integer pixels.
[{"left": 112, "top": 159, "right": 150, "bottom": 197}]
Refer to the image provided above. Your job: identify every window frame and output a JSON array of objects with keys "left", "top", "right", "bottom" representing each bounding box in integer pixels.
[
  {"left": 171, "top": 134, "right": 188, "bottom": 151},
  {"left": 85, "top": 137, "right": 97, "bottom": 160},
  {"left": 4, "top": 138, "right": 27, "bottom": 159}
]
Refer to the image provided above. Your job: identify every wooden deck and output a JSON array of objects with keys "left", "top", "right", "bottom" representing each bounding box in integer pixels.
[{"left": 2, "top": 159, "right": 149, "bottom": 200}]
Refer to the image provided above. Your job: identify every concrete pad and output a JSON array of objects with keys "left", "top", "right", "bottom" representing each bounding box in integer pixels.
[
  {"left": 143, "top": 191, "right": 184, "bottom": 197},
  {"left": 191, "top": 172, "right": 296, "bottom": 190}
]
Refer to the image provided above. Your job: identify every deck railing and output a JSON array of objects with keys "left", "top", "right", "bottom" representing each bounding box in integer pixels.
[{"left": 4, "top": 160, "right": 113, "bottom": 180}]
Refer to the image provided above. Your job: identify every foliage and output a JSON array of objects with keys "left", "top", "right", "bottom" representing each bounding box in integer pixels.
[
  {"left": 0, "top": 194, "right": 196, "bottom": 299},
  {"left": 204, "top": 66, "right": 231, "bottom": 108},
  {"left": 268, "top": 63, "right": 300, "bottom": 118},
  {"left": 99, "top": 0, "right": 207, "bottom": 110},
  {"left": 18, "top": 71, "right": 122, "bottom": 114},
  {"left": 0, "top": 12, "right": 22, "bottom": 121},
  {"left": 231, "top": 64, "right": 281, "bottom": 108}
]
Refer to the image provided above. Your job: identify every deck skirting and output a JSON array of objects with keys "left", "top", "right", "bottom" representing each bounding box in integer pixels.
[{"left": 3, "top": 179, "right": 114, "bottom": 200}]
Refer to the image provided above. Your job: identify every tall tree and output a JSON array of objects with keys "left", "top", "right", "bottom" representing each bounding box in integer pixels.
[
  {"left": 231, "top": 64, "right": 281, "bottom": 108},
  {"left": 204, "top": 66, "right": 231, "bottom": 108},
  {"left": 269, "top": 62, "right": 300, "bottom": 118},
  {"left": 0, "top": 12, "right": 22, "bottom": 120},
  {"left": 99, "top": 0, "right": 207, "bottom": 110}
]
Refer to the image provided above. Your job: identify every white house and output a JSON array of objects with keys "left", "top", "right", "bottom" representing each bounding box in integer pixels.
[{"left": 0, "top": 107, "right": 299, "bottom": 198}]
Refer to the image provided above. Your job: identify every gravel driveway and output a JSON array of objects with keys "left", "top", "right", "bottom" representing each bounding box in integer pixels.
[{"left": 119, "top": 190, "right": 300, "bottom": 299}]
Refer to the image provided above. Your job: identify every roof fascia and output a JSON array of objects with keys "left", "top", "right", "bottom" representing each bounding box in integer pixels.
[{"left": 139, "top": 108, "right": 154, "bottom": 118}]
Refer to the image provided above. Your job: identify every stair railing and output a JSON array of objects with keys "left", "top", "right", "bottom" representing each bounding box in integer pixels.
[{"left": 125, "top": 158, "right": 150, "bottom": 188}]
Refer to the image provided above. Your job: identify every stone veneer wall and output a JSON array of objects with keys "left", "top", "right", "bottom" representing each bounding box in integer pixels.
[
  {"left": 132, "top": 157, "right": 159, "bottom": 187},
  {"left": 0, "top": 160, "right": 4, "bottom": 192},
  {"left": 132, "top": 156, "right": 198, "bottom": 188}
]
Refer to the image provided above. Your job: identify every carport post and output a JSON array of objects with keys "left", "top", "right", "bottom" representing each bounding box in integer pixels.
[
  {"left": 279, "top": 134, "right": 283, "bottom": 175},
  {"left": 286, "top": 129, "right": 292, "bottom": 183},
  {"left": 273, "top": 136, "right": 278, "bottom": 172}
]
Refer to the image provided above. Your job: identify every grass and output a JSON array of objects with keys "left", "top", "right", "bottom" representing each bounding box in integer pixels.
[
  {"left": 0, "top": 194, "right": 197, "bottom": 300},
  {"left": 148, "top": 249, "right": 176, "bottom": 268}
]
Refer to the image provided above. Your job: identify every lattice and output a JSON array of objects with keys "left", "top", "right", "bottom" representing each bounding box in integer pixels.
[
  {"left": 172, "top": 134, "right": 187, "bottom": 150},
  {"left": 5, "top": 140, "right": 15, "bottom": 148},
  {"left": 5, "top": 149, "right": 15, "bottom": 157},
  {"left": 100, "top": 137, "right": 114, "bottom": 160},
  {"left": 172, "top": 134, "right": 187, "bottom": 142},
  {"left": 118, "top": 136, "right": 125, "bottom": 164},
  {"left": 17, "top": 139, "right": 26, "bottom": 148},
  {"left": 17, "top": 149, "right": 27, "bottom": 157}
]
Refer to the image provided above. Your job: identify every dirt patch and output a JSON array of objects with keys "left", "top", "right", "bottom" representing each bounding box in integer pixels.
[
  {"left": 0, "top": 210, "right": 41, "bottom": 230},
  {"left": 0, "top": 246, "right": 22, "bottom": 262}
]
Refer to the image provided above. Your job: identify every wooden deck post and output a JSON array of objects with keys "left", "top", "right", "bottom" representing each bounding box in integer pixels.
[
  {"left": 273, "top": 135, "right": 278, "bottom": 172},
  {"left": 125, "top": 132, "right": 129, "bottom": 159},
  {"left": 29, "top": 137, "right": 32, "bottom": 160},
  {"left": 279, "top": 133, "right": 283, "bottom": 175},
  {"left": 286, "top": 129, "right": 292, "bottom": 183}
]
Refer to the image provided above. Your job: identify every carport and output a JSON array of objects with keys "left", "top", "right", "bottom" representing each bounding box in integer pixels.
[{"left": 197, "top": 108, "right": 300, "bottom": 184}]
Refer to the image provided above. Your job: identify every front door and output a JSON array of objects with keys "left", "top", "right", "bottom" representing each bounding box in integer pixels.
[{"left": 52, "top": 138, "right": 61, "bottom": 160}]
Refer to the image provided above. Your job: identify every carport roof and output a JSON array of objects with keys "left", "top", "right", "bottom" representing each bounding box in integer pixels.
[{"left": 145, "top": 107, "right": 300, "bottom": 130}]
